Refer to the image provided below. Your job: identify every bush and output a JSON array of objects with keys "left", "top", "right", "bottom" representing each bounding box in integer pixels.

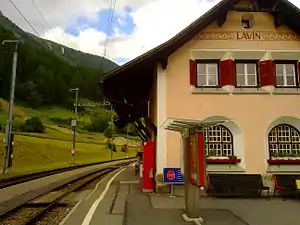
[
  {"left": 88, "top": 113, "right": 110, "bottom": 133},
  {"left": 105, "top": 139, "right": 117, "bottom": 152},
  {"left": 22, "top": 117, "right": 45, "bottom": 133},
  {"left": 103, "top": 125, "right": 114, "bottom": 138},
  {"left": 12, "top": 118, "right": 25, "bottom": 131}
]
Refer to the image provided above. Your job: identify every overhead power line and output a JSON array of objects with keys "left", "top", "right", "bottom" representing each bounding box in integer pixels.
[
  {"left": 7, "top": 0, "right": 64, "bottom": 54},
  {"left": 30, "top": 0, "right": 61, "bottom": 44},
  {"left": 99, "top": 0, "right": 117, "bottom": 74},
  {"left": 7, "top": 0, "right": 41, "bottom": 38}
]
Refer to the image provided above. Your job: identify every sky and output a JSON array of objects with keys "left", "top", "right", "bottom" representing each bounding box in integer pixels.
[{"left": 1, "top": 0, "right": 300, "bottom": 65}]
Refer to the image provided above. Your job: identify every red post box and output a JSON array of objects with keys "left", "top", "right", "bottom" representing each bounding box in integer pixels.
[
  {"left": 142, "top": 140, "right": 155, "bottom": 192},
  {"left": 189, "top": 131, "right": 206, "bottom": 188}
]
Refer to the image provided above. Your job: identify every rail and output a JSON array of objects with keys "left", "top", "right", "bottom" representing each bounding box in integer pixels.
[
  {"left": 0, "top": 162, "right": 131, "bottom": 224},
  {"left": 0, "top": 157, "right": 136, "bottom": 189}
]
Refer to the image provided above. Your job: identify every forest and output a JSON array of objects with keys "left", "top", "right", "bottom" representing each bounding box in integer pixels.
[{"left": 0, "top": 12, "right": 118, "bottom": 109}]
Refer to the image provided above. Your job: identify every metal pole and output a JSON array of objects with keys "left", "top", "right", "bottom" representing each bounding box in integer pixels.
[
  {"left": 2, "top": 41, "right": 19, "bottom": 174},
  {"left": 169, "top": 184, "right": 175, "bottom": 198},
  {"left": 110, "top": 105, "right": 113, "bottom": 160},
  {"left": 70, "top": 88, "right": 79, "bottom": 165},
  {"left": 182, "top": 129, "right": 200, "bottom": 218}
]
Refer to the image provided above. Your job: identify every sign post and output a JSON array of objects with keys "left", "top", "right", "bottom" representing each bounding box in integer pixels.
[
  {"left": 163, "top": 118, "right": 232, "bottom": 224},
  {"left": 163, "top": 168, "right": 184, "bottom": 198}
]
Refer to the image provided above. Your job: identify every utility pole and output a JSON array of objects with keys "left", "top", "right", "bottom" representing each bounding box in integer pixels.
[
  {"left": 110, "top": 104, "right": 113, "bottom": 160},
  {"left": 70, "top": 88, "right": 79, "bottom": 165},
  {"left": 2, "top": 40, "right": 19, "bottom": 174}
]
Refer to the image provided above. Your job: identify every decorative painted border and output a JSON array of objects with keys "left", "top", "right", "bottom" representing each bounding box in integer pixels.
[
  {"left": 267, "top": 159, "right": 300, "bottom": 164},
  {"left": 194, "top": 31, "right": 300, "bottom": 41},
  {"left": 207, "top": 159, "right": 241, "bottom": 164}
]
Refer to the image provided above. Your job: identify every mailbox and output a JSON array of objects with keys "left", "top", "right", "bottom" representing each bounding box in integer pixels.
[{"left": 188, "top": 131, "right": 206, "bottom": 188}]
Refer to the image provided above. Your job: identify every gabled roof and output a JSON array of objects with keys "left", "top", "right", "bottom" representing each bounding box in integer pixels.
[
  {"left": 100, "top": 0, "right": 300, "bottom": 136},
  {"left": 102, "top": 0, "right": 300, "bottom": 81}
]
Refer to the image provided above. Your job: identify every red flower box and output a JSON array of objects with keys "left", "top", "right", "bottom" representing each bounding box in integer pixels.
[
  {"left": 267, "top": 159, "right": 300, "bottom": 164},
  {"left": 206, "top": 158, "right": 241, "bottom": 164}
]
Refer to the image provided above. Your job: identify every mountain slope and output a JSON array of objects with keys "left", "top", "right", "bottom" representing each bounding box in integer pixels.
[
  {"left": 0, "top": 14, "right": 111, "bottom": 109},
  {"left": 0, "top": 11, "right": 119, "bottom": 72}
]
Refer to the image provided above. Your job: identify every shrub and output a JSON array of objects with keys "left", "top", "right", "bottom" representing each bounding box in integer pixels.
[
  {"left": 103, "top": 125, "right": 114, "bottom": 138},
  {"left": 105, "top": 139, "right": 117, "bottom": 152},
  {"left": 22, "top": 117, "right": 45, "bottom": 133},
  {"left": 88, "top": 113, "right": 110, "bottom": 133}
]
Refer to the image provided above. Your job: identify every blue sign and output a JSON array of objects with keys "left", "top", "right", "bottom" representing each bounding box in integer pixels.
[{"left": 163, "top": 168, "right": 184, "bottom": 183}]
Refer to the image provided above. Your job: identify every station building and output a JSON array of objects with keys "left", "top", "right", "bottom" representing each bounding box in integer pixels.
[{"left": 102, "top": 0, "right": 300, "bottom": 193}]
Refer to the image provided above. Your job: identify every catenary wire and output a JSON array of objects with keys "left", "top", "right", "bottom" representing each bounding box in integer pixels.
[
  {"left": 7, "top": 0, "right": 41, "bottom": 38},
  {"left": 30, "top": 0, "right": 61, "bottom": 44},
  {"left": 99, "top": 0, "right": 117, "bottom": 74}
]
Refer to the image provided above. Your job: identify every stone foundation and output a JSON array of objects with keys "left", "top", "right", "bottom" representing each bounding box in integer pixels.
[{"left": 155, "top": 173, "right": 170, "bottom": 194}]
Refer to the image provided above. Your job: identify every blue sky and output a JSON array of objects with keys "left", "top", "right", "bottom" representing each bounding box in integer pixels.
[
  {"left": 114, "top": 57, "right": 130, "bottom": 65},
  {"left": 66, "top": 7, "right": 135, "bottom": 36},
  {"left": 65, "top": 6, "right": 134, "bottom": 64}
]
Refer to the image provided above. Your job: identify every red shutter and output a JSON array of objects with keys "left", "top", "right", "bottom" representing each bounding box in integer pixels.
[
  {"left": 189, "top": 59, "right": 197, "bottom": 86},
  {"left": 220, "top": 59, "right": 236, "bottom": 86},
  {"left": 297, "top": 61, "right": 300, "bottom": 84},
  {"left": 259, "top": 60, "right": 275, "bottom": 86}
]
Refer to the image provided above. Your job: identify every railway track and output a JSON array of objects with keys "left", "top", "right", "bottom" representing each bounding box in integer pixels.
[
  {"left": 0, "top": 164, "right": 126, "bottom": 225},
  {"left": 0, "top": 157, "right": 135, "bottom": 190}
]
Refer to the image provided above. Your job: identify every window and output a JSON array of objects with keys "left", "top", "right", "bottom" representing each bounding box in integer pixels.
[
  {"left": 275, "top": 63, "right": 297, "bottom": 87},
  {"left": 241, "top": 14, "right": 254, "bottom": 29},
  {"left": 196, "top": 63, "right": 218, "bottom": 86},
  {"left": 204, "top": 125, "right": 233, "bottom": 157},
  {"left": 268, "top": 124, "right": 300, "bottom": 157},
  {"left": 236, "top": 63, "right": 258, "bottom": 87}
]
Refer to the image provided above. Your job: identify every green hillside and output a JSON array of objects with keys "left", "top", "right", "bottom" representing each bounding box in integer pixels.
[
  {"left": 0, "top": 13, "right": 119, "bottom": 109},
  {"left": 0, "top": 11, "right": 119, "bottom": 72}
]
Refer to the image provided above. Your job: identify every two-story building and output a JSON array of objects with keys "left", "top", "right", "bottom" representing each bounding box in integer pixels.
[{"left": 102, "top": 0, "right": 300, "bottom": 193}]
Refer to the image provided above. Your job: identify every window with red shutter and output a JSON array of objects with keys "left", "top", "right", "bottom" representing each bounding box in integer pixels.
[
  {"left": 236, "top": 61, "right": 258, "bottom": 87},
  {"left": 220, "top": 59, "right": 236, "bottom": 86},
  {"left": 259, "top": 60, "right": 275, "bottom": 86},
  {"left": 275, "top": 62, "right": 297, "bottom": 87},
  {"left": 297, "top": 61, "right": 300, "bottom": 84},
  {"left": 189, "top": 59, "right": 197, "bottom": 86},
  {"left": 196, "top": 62, "right": 219, "bottom": 87}
]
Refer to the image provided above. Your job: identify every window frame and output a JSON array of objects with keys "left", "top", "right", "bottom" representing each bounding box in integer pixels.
[
  {"left": 195, "top": 60, "right": 220, "bottom": 88},
  {"left": 274, "top": 60, "right": 298, "bottom": 88},
  {"left": 235, "top": 60, "right": 259, "bottom": 88},
  {"left": 204, "top": 125, "right": 234, "bottom": 157},
  {"left": 268, "top": 123, "right": 300, "bottom": 158}
]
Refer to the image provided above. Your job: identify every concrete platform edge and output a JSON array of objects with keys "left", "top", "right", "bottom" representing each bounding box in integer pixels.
[
  {"left": 59, "top": 168, "right": 124, "bottom": 225},
  {"left": 0, "top": 160, "right": 133, "bottom": 216}
]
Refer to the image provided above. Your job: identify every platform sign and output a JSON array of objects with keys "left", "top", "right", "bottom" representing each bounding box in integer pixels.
[{"left": 163, "top": 168, "right": 184, "bottom": 183}]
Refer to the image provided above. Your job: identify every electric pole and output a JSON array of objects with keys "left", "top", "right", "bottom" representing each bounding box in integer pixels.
[
  {"left": 110, "top": 104, "right": 114, "bottom": 160},
  {"left": 70, "top": 88, "right": 79, "bottom": 165},
  {"left": 2, "top": 40, "right": 19, "bottom": 174}
]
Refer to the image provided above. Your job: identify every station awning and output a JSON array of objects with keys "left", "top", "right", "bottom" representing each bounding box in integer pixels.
[{"left": 162, "top": 118, "right": 233, "bottom": 134}]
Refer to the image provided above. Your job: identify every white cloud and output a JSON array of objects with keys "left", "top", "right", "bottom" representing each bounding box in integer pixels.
[
  {"left": 2, "top": 0, "right": 300, "bottom": 65},
  {"left": 43, "top": 0, "right": 218, "bottom": 62},
  {"left": 44, "top": 27, "right": 107, "bottom": 56}
]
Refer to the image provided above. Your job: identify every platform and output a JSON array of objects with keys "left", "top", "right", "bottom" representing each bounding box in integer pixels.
[
  {"left": 60, "top": 165, "right": 300, "bottom": 225},
  {"left": 0, "top": 159, "right": 132, "bottom": 216}
]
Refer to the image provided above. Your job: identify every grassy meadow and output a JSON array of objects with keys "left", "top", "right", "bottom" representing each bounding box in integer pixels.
[{"left": 0, "top": 99, "right": 140, "bottom": 178}]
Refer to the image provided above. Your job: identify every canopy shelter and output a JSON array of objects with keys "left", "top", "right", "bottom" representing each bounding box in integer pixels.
[
  {"left": 161, "top": 117, "right": 232, "bottom": 223},
  {"left": 162, "top": 117, "right": 233, "bottom": 133}
]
